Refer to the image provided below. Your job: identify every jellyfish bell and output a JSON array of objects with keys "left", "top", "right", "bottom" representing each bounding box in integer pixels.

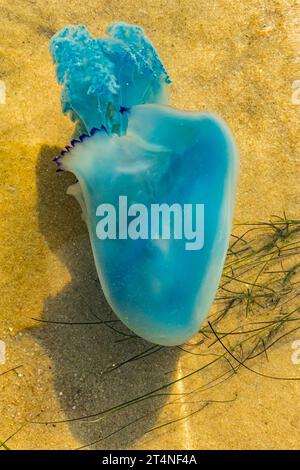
[{"left": 50, "top": 23, "right": 239, "bottom": 346}]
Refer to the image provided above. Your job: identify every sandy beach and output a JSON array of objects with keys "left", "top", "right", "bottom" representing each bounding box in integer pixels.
[{"left": 0, "top": 0, "right": 299, "bottom": 449}]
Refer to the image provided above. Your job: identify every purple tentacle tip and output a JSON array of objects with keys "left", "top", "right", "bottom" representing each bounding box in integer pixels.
[
  {"left": 52, "top": 156, "right": 62, "bottom": 167},
  {"left": 90, "top": 127, "right": 101, "bottom": 136},
  {"left": 120, "top": 106, "right": 130, "bottom": 114}
]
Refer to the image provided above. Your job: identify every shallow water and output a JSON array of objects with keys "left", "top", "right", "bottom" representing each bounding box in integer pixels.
[{"left": 0, "top": 0, "right": 299, "bottom": 449}]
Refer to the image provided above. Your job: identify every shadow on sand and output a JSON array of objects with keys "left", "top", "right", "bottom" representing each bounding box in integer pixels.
[{"left": 32, "top": 145, "right": 179, "bottom": 449}]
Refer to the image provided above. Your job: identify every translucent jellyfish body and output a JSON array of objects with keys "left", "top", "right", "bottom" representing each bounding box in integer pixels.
[{"left": 50, "top": 23, "right": 238, "bottom": 346}]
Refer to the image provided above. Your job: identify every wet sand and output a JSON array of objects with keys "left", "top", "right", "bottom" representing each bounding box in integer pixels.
[{"left": 0, "top": 0, "right": 300, "bottom": 449}]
